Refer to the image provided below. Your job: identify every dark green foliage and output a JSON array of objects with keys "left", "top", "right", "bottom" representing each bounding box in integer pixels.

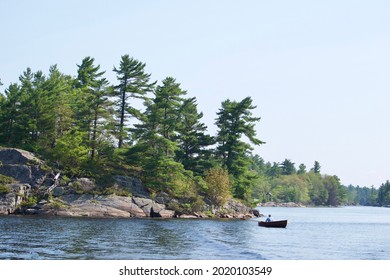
[
  {"left": 74, "top": 57, "right": 114, "bottom": 161},
  {"left": 323, "top": 175, "right": 345, "bottom": 206},
  {"left": 297, "top": 163, "right": 306, "bottom": 174},
  {"left": 113, "top": 55, "right": 156, "bottom": 148},
  {"left": 51, "top": 128, "right": 90, "bottom": 175},
  {"left": 127, "top": 78, "right": 200, "bottom": 198},
  {"left": 150, "top": 77, "right": 186, "bottom": 140},
  {"left": 215, "top": 97, "right": 264, "bottom": 199},
  {"left": 0, "top": 56, "right": 383, "bottom": 207},
  {"left": 311, "top": 161, "right": 321, "bottom": 173},
  {"left": 346, "top": 185, "right": 377, "bottom": 206},
  {"left": 377, "top": 180, "right": 390, "bottom": 206},
  {"left": 280, "top": 159, "right": 296, "bottom": 175},
  {"left": 175, "top": 97, "right": 215, "bottom": 175},
  {"left": 38, "top": 65, "right": 74, "bottom": 150},
  {"left": 0, "top": 83, "right": 23, "bottom": 144}
]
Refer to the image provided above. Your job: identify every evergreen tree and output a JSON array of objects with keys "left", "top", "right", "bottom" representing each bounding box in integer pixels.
[
  {"left": 215, "top": 96, "right": 264, "bottom": 199},
  {"left": 74, "top": 57, "right": 112, "bottom": 160},
  {"left": 89, "top": 77, "right": 113, "bottom": 160},
  {"left": 128, "top": 77, "right": 196, "bottom": 196},
  {"left": 132, "top": 77, "right": 186, "bottom": 156},
  {"left": 151, "top": 77, "right": 186, "bottom": 141},
  {"left": 311, "top": 161, "right": 321, "bottom": 173},
  {"left": 266, "top": 162, "right": 281, "bottom": 178},
  {"left": 18, "top": 68, "right": 36, "bottom": 146},
  {"left": 250, "top": 155, "right": 266, "bottom": 174},
  {"left": 40, "top": 65, "right": 74, "bottom": 150},
  {"left": 113, "top": 55, "right": 155, "bottom": 148},
  {"left": 280, "top": 159, "right": 296, "bottom": 175},
  {"left": 175, "top": 97, "right": 215, "bottom": 175},
  {"left": 297, "top": 163, "right": 307, "bottom": 174},
  {"left": 0, "top": 83, "right": 23, "bottom": 144},
  {"left": 377, "top": 180, "right": 390, "bottom": 206}
]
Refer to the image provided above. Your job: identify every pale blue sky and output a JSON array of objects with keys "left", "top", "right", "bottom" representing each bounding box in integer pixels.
[{"left": 1, "top": 0, "right": 389, "bottom": 187}]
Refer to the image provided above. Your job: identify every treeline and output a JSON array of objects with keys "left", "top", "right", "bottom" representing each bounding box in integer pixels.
[
  {"left": 250, "top": 156, "right": 390, "bottom": 207},
  {"left": 1, "top": 55, "right": 389, "bottom": 207},
  {"left": 0, "top": 55, "right": 262, "bottom": 208}
]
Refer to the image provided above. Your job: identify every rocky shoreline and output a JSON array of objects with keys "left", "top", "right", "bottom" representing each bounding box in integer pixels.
[
  {"left": 0, "top": 148, "right": 257, "bottom": 219},
  {"left": 257, "top": 201, "right": 306, "bottom": 207},
  {"left": 19, "top": 193, "right": 255, "bottom": 219}
]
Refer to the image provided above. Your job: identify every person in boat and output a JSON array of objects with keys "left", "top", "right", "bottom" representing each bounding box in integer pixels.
[{"left": 265, "top": 214, "right": 272, "bottom": 222}]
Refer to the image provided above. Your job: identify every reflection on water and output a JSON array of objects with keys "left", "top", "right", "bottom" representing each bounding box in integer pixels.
[{"left": 1, "top": 207, "right": 389, "bottom": 260}]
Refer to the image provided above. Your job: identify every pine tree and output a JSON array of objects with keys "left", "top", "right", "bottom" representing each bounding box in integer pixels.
[
  {"left": 113, "top": 55, "right": 155, "bottom": 148},
  {"left": 280, "top": 159, "right": 296, "bottom": 175},
  {"left": 74, "top": 57, "right": 112, "bottom": 160},
  {"left": 132, "top": 77, "right": 186, "bottom": 153},
  {"left": 89, "top": 77, "right": 112, "bottom": 160},
  {"left": 40, "top": 65, "right": 74, "bottom": 149},
  {"left": 154, "top": 77, "right": 186, "bottom": 140},
  {"left": 215, "top": 97, "right": 264, "bottom": 199},
  {"left": 297, "top": 163, "right": 307, "bottom": 174},
  {"left": 0, "top": 83, "right": 23, "bottom": 144},
  {"left": 18, "top": 68, "right": 36, "bottom": 146},
  {"left": 176, "top": 97, "right": 215, "bottom": 175},
  {"left": 311, "top": 161, "right": 321, "bottom": 173},
  {"left": 128, "top": 77, "right": 199, "bottom": 196},
  {"left": 377, "top": 180, "right": 390, "bottom": 206}
]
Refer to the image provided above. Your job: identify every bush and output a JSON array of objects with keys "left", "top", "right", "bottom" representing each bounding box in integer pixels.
[
  {"left": 204, "top": 167, "right": 232, "bottom": 206},
  {"left": 50, "top": 199, "right": 65, "bottom": 210},
  {"left": 0, "top": 184, "right": 11, "bottom": 194},
  {"left": 167, "top": 200, "right": 184, "bottom": 214},
  {"left": 101, "top": 185, "right": 131, "bottom": 197},
  {"left": 20, "top": 196, "right": 37, "bottom": 208},
  {"left": 0, "top": 175, "right": 14, "bottom": 184}
]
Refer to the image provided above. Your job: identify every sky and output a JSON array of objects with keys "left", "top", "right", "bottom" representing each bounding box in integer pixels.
[{"left": 1, "top": 0, "right": 389, "bottom": 188}]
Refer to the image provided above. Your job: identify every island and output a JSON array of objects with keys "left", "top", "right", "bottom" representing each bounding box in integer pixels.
[{"left": 0, "top": 148, "right": 257, "bottom": 219}]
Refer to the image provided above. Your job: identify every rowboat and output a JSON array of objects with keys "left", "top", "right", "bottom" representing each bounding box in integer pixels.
[{"left": 258, "top": 220, "right": 287, "bottom": 228}]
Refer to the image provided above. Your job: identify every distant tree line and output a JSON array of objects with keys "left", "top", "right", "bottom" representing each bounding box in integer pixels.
[
  {"left": 0, "top": 55, "right": 388, "bottom": 207},
  {"left": 250, "top": 156, "right": 389, "bottom": 207}
]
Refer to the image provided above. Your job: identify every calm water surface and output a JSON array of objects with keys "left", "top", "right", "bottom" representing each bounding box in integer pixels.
[{"left": 0, "top": 206, "right": 389, "bottom": 260}]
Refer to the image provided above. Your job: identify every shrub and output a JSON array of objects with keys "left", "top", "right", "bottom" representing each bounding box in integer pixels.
[
  {"left": 20, "top": 196, "right": 37, "bottom": 208},
  {"left": 101, "top": 185, "right": 131, "bottom": 197},
  {"left": 0, "top": 184, "right": 11, "bottom": 194},
  {"left": 204, "top": 167, "right": 232, "bottom": 207},
  {"left": 0, "top": 175, "right": 14, "bottom": 184},
  {"left": 50, "top": 199, "right": 65, "bottom": 210}
]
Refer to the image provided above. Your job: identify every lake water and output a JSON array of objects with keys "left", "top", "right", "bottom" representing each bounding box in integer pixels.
[{"left": 0, "top": 206, "right": 389, "bottom": 260}]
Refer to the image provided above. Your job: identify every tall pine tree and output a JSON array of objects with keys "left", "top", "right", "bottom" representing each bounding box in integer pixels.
[
  {"left": 175, "top": 97, "right": 215, "bottom": 175},
  {"left": 0, "top": 83, "right": 23, "bottom": 144},
  {"left": 74, "top": 57, "right": 111, "bottom": 160},
  {"left": 113, "top": 55, "right": 155, "bottom": 148},
  {"left": 128, "top": 77, "right": 197, "bottom": 197},
  {"left": 215, "top": 96, "right": 264, "bottom": 199}
]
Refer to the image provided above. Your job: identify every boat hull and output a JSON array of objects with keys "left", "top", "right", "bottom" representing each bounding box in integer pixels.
[{"left": 258, "top": 220, "right": 287, "bottom": 228}]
